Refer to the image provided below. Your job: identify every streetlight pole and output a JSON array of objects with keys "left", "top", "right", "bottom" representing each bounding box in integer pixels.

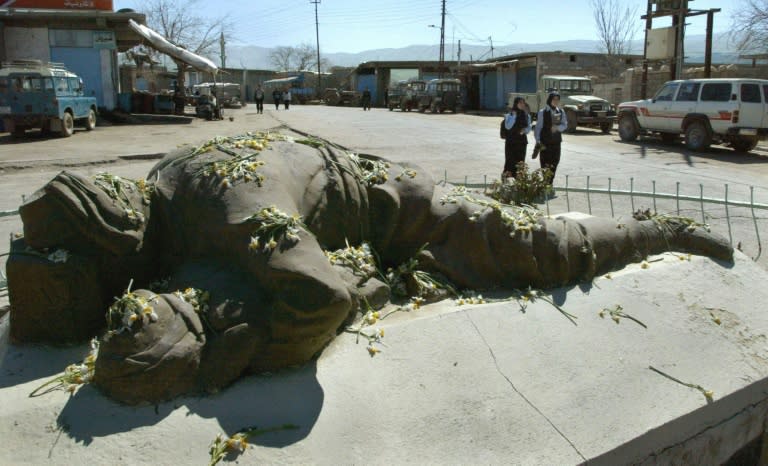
[{"left": 311, "top": 0, "right": 321, "bottom": 98}]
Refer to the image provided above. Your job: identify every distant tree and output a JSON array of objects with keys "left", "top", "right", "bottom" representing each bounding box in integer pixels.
[
  {"left": 269, "top": 46, "right": 295, "bottom": 72},
  {"left": 137, "top": 0, "right": 232, "bottom": 95},
  {"left": 294, "top": 43, "right": 317, "bottom": 71},
  {"left": 270, "top": 44, "right": 333, "bottom": 73},
  {"left": 590, "top": 0, "right": 639, "bottom": 78},
  {"left": 730, "top": 0, "right": 768, "bottom": 53}
]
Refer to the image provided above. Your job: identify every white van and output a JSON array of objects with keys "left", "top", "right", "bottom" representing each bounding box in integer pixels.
[{"left": 617, "top": 78, "right": 768, "bottom": 152}]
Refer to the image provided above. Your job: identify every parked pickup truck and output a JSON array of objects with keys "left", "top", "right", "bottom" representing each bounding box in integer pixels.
[
  {"left": 617, "top": 78, "right": 768, "bottom": 152},
  {"left": 0, "top": 59, "right": 97, "bottom": 138},
  {"left": 507, "top": 75, "right": 616, "bottom": 133}
]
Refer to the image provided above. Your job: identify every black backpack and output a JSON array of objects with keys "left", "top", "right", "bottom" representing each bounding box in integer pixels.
[{"left": 500, "top": 116, "right": 509, "bottom": 139}]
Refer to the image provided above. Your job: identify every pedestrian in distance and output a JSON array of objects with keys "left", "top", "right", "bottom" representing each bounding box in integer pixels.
[
  {"left": 272, "top": 89, "right": 281, "bottom": 110},
  {"left": 361, "top": 87, "right": 372, "bottom": 111},
  {"left": 254, "top": 84, "right": 265, "bottom": 114},
  {"left": 534, "top": 92, "right": 568, "bottom": 186},
  {"left": 502, "top": 96, "right": 532, "bottom": 180},
  {"left": 283, "top": 89, "right": 292, "bottom": 110}
]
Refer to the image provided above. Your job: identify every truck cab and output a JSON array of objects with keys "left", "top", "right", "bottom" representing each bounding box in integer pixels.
[
  {"left": 0, "top": 59, "right": 97, "bottom": 138},
  {"left": 508, "top": 75, "right": 616, "bottom": 133},
  {"left": 417, "top": 78, "right": 462, "bottom": 113},
  {"left": 387, "top": 79, "right": 426, "bottom": 112}
]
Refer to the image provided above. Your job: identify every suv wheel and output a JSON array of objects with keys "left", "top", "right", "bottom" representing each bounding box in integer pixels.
[
  {"left": 731, "top": 137, "right": 758, "bottom": 153},
  {"left": 618, "top": 114, "right": 639, "bottom": 142},
  {"left": 684, "top": 121, "right": 711, "bottom": 151},
  {"left": 84, "top": 109, "right": 96, "bottom": 130},
  {"left": 60, "top": 112, "right": 74, "bottom": 138}
]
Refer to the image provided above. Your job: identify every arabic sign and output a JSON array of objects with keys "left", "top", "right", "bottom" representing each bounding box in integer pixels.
[
  {"left": 93, "top": 30, "right": 115, "bottom": 49},
  {"left": 3, "top": 0, "right": 113, "bottom": 10}
]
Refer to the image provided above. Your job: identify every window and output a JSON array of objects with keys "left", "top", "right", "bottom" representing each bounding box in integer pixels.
[
  {"left": 675, "top": 82, "right": 700, "bottom": 101},
  {"left": 741, "top": 83, "right": 761, "bottom": 103},
  {"left": 653, "top": 83, "right": 679, "bottom": 101},
  {"left": 700, "top": 83, "right": 731, "bottom": 102},
  {"left": 54, "top": 77, "right": 69, "bottom": 94}
]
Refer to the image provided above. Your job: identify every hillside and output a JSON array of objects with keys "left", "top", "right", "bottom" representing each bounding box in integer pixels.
[{"left": 227, "top": 33, "right": 743, "bottom": 70}]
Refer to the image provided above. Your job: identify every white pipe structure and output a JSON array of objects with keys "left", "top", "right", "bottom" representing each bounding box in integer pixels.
[{"left": 128, "top": 19, "right": 219, "bottom": 75}]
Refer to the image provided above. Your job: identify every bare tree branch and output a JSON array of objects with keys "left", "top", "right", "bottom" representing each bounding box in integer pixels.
[
  {"left": 269, "top": 46, "right": 295, "bottom": 72},
  {"left": 730, "top": 0, "right": 768, "bottom": 53},
  {"left": 590, "top": 0, "right": 639, "bottom": 78},
  {"left": 135, "top": 0, "right": 234, "bottom": 93}
]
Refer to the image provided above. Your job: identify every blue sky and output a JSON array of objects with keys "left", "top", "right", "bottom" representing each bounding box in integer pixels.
[{"left": 114, "top": 0, "right": 733, "bottom": 53}]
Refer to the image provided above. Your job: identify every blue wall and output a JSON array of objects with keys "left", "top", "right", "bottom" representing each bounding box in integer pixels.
[
  {"left": 357, "top": 74, "right": 376, "bottom": 103},
  {"left": 517, "top": 66, "right": 537, "bottom": 93},
  {"left": 50, "top": 47, "right": 104, "bottom": 107}
]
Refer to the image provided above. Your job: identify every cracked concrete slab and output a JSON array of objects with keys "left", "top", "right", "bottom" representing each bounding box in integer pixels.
[{"left": 1, "top": 251, "right": 767, "bottom": 464}]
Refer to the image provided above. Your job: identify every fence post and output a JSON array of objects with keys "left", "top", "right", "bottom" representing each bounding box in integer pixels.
[
  {"left": 565, "top": 175, "right": 571, "bottom": 212},
  {"left": 652, "top": 180, "right": 657, "bottom": 213},
  {"left": 608, "top": 177, "right": 614, "bottom": 218},
  {"left": 725, "top": 184, "right": 733, "bottom": 246},
  {"left": 630, "top": 177, "right": 635, "bottom": 212},
  {"left": 676, "top": 182, "right": 680, "bottom": 215},
  {"left": 587, "top": 175, "right": 592, "bottom": 215},
  {"left": 751, "top": 186, "right": 763, "bottom": 261},
  {"left": 700, "top": 184, "right": 705, "bottom": 224}
]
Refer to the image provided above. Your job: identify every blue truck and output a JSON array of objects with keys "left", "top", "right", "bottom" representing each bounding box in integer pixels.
[{"left": 0, "top": 59, "right": 97, "bottom": 138}]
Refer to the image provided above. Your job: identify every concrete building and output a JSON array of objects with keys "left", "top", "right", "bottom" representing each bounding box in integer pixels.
[
  {"left": 0, "top": 1, "right": 145, "bottom": 110},
  {"left": 352, "top": 52, "right": 644, "bottom": 110}
]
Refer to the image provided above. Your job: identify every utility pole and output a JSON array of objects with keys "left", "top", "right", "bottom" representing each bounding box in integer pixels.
[
  {"left": 311, "top": 0, "right": 322, "bottom": 97},
  {"left": 219, "top": 30, "right": 226, "bottom": 69},
  {"left": 488, "top": 36, "right": 494, "bottom": 59},
  {"left": 439, "top": 0, "right": 446, "bottom": 77},
  {"left": 457, "top": 39, "right": 461, "bottom": 69}
]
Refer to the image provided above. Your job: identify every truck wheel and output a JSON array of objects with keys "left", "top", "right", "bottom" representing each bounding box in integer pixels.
[
  {"left": 59, "top": 112, "right": 74, "bottom": 138},
  {"left": 418, "top": 106, "right": 426, "bottom": 113},
  {"left": 566, "top": 109, "right": 577, "bottom": 133},
  {"left": 731, "top": 137, "right": 758, "bottom": 153},
  {"left": 389, "top": 105, "right": 393, "bottom": 111},
  {"left": 600, "top": 122, "right": 612, "bottom": 133},
  {"left": 12, "top": 126, "right": 26, "bottom": 138},
  {"left": 84, "top": 109, "right": 96, "bottom": 130},
  {"left": 684, "top": 121, "right": 711, "bottom": 151},
  {"left": 618, "top": 114, "right": 639, "bottom": 142}
]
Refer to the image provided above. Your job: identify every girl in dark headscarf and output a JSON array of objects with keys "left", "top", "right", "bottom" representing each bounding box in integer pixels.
[
  {"left": 502, "top": 96, "right": 532, "bottom": 179},
  {"left": 534, "top": 92, "right": 568, "bottom": 186}
]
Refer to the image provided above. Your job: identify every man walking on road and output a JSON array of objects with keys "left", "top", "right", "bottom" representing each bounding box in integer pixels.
[{"left": 254, "top": 85, "right": 264, "bottom": 114}]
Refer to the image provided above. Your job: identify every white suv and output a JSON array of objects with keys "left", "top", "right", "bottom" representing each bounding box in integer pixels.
[{"left": 617, "top": 78, "right": 768, "bottom": 152}]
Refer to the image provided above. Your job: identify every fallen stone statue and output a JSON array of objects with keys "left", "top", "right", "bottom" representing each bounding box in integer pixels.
[{"left": 6, "top": 130, "right": 733, "bottom": 404}]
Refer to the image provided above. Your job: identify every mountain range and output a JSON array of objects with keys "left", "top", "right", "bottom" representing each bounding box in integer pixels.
[{"left": 226, "top": 33, "right": 745, "bottom": 71}]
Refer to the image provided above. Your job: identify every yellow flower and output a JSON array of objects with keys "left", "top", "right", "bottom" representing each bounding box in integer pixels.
[
  {"left": 221, "top": 178, "right": 231, "bottom": 189},
  {"left": 378, "top": 328, "right": 385, "bottom": 337},
  {"left": 640, "top": 261, "right": 649, "bottom": 269},
  {"left": 226, "top": 434, "right": 248, "bottom": 451},
  {"left": 612, "top": 316, "right": 620, "bottom": 324},
  {"left": 367, "top": 345, "right": 380, "bottom": 356},
  {"left": 248, "top": 237, "right": 260, "bottom": 251},
  {"left": 703, "top": 390, "right": 714, "bottom": 402},
  {"left": 267, "top": 239, "right": 278, "bottom": 250}
]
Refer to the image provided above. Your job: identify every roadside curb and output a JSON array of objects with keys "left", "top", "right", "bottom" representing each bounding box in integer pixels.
[{"left": 0, "top": 153, "right": 165, "bottom": 172}]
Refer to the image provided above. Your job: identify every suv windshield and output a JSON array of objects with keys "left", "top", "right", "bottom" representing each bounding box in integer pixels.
[{"left": 559, "top": 80, "right": 592, "bottom": 93}]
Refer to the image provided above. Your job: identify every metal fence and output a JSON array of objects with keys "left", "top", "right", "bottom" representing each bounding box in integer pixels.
[{"left": 443, "top": 172, "right": 768, "bottom": 268}]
